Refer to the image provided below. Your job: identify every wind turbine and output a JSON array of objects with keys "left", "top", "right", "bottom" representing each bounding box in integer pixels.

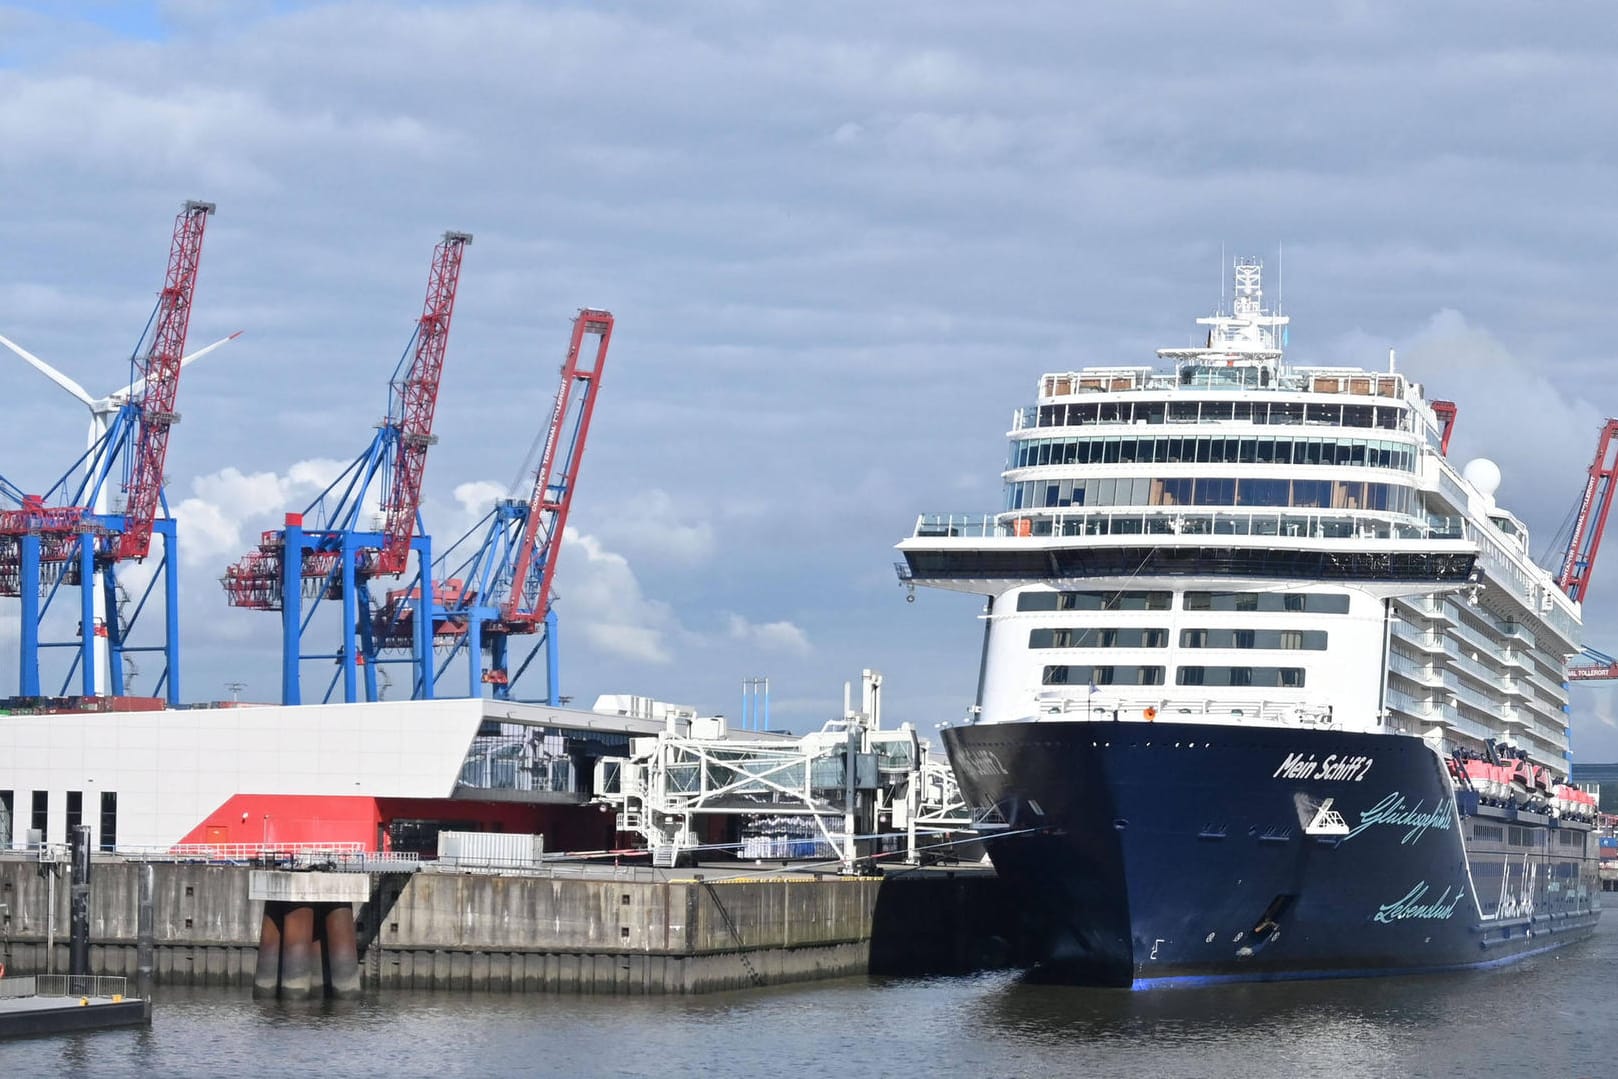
[{"left": 0, "top": 329, "right": 241, "bottom": 695}]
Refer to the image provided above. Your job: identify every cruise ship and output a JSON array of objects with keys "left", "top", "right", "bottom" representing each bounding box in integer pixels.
[{"left": 896, "top": 258, "right": 1602, "bottom": 987}]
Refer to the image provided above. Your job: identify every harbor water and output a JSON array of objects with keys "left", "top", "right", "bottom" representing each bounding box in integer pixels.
[{"left": 11, "top": 919, "right": 1613, "bottom": 1078}]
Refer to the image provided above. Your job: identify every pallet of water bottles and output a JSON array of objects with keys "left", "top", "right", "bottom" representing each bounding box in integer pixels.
[{"left": 739, "top": 834, "right": 836, "bottom": 860}]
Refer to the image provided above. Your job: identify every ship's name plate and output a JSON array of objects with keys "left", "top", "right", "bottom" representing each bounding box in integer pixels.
[{"left": 1272, "top": 752, "right": 1373, "bottom": 782}]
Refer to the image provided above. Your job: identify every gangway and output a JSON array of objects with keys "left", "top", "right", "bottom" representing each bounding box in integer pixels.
[{"left": 593, "top": 670, "right": 970, "bottom": 872}]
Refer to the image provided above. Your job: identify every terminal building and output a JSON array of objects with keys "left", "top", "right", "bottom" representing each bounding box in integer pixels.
[{"left": 0, "top": 696, "right": 699, "bottom": 856}]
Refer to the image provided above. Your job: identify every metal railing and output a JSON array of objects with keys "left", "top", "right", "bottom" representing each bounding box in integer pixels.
[
  {"left": 1032, "top": 693, "right": 1335, "bottom": 729},
  {"left": 31, "top": 975, "right": 129, "bottom": 999},
  {"left": 910, "top": 508, "right": 1468, "bottom": 544},
  {"left": 0, "top": 976, "right": 38, "bottom": 1000}
]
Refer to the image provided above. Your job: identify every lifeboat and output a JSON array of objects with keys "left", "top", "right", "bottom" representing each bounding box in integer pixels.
[{"left": 1510, "top": 760, "right": 1534, "bottom": 805}]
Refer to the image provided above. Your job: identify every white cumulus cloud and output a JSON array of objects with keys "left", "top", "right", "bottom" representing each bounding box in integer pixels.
[{"left": 726, "top": 613, "right": 812, "bottom": 656}]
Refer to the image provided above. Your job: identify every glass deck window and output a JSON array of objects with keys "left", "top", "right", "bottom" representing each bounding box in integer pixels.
[
  {"left": 1030, "top": 627, "right": 1169, "bottom": 649},
  {"left": 1175, "top": 666, "right": 1307, "bottom": 687},
  {"left": 1043, "top": 664, "right": 1166, "bottom": 686},
  {"left": 1183, "top": 592, "right": 1350, "bottom": 613},
  {"left": 1017, "top": 590, "right": 1172, "bottom": 612},
  {"left": 1179, "top": 628, "right": 1328, "bottom": 650}
]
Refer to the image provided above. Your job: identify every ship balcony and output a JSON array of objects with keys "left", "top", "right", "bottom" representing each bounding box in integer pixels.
[
  {"left": 1445, "top": 618, "right": 1503, "bottom": 665},
  {"left": 1388, "top": 653, "right": 1445, "bottom": 688},
  {"left": 1441, "top": 644, "right": 1501, "bottom": 688},
  {"left": 1501, "top": 677, "right": 1533, "bottom": 700},
  {"left": 1397, "top": 595, "right": 1457, "bottom": 626},
  {"left": 1499, "top": 649, "right": 1532, "bottom": 673},
  {"left": 1390, "top": 625, "right": 1447, "bottom": 655},
  {"left": 1494, "top": 620, "right": 1535, "bottom": 645}
]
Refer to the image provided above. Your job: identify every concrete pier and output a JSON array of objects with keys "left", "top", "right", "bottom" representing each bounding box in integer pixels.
[{"left": 0, "top": 855, "right": 1015, "bottom": 994}]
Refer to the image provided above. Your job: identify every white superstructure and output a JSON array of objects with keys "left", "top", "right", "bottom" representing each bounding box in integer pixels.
[{"left": 899, "top": 257, "right": 1579, "bottom": 776}]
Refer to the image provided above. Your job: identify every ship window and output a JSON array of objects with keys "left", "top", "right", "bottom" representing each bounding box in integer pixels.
[
  {"left": 1179, "top": 628, "right": 1328, "bottom": 650},
  {"left": 1343, "top": 405, "right": 1374, "bottom": 427},
  {"left": 31, "top": 790, "right": 47, "bottom": 844},
  {"left": 1160, "top": 477, "right": 1193, "bottom": 505},
  {"left": 1175, "top": 666, "right": 1306, "bottom": 687},
  {"left": 1168, "top": 401, "right": 1200, "bottom": 423},
  {"left": 1375, "top": 406, "right": 1403, "bottom": 430},
  {"left": 1099, "top": 402, "right": 1123, "bottom": 423},
  {"left": 1071, "top": 403, "right": 1098, "bottom": 425},
  {"left": 1184, "top": 592, "right": 1350, "bottom": 614},
  {"left": 1270, "top": 402, "right": 1304, "bottom": 425},
  {"left": 1018, "top": 590, "right": 1174, "bottom": 612},
  {"left": 1307, "top": 403, "right": 1341, "bottom": 425},
  {"left": 1043, "top": 664, "right": 1165, "bottom": 686},
  {"left": 1237, "top": 479, "right": 1290, "bottom": 507},
  {"left": 1202, "top": 401, "right": 1234, "bottom": 422},
  {"left": 1039, "top": 405, "right": 1064, "bottom": 426},
  {"left": 0, "top": 790, "right": 11, "bottom": 848},
  {"left": 1138, "top": 402, "right": 1166, "bottom": 425},
  {"left": 66, "top": 790, "right": 82, "bottom": 837},
  {"left": 1029, "top": 627, "right": 1169, "bottom": 649}
]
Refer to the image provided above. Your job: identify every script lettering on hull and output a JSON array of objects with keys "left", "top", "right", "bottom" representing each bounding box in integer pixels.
[
  {"left": 1373, "top": 881, "right": 1466, "bottom": 924},
  {"left": 1342, "top": 793, "right": 1455, "bottom": 845}
]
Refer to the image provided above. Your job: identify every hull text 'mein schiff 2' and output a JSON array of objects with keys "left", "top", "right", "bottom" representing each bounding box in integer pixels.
[{"left": 898, "top": 258, "right": 1600, "bottom": 987}]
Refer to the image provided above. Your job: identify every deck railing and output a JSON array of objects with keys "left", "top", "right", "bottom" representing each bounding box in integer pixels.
[{"left": 910, "top": 508, "right": 1468, "bottom": 543}]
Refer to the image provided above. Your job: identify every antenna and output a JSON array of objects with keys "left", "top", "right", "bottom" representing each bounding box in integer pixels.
[
  {"left": 1219, "top": 243, "right": 1225, "bottom": 314},
  {"left": 1277, "top": 242, "right": 1284, "bottom": 316}
]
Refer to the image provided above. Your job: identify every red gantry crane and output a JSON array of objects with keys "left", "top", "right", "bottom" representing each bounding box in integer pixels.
[
  {"left": 1557, "top": 419, "right": 1618, "bottom": 679},
  {"left": 378, "top": 309, "right": 613, "bottom": 701}
]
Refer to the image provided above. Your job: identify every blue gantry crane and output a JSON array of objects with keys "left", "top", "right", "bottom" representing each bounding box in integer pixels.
[
  {"left": 220, "top": 232, "right": 471, "bottom": 705},
  {"left": 375, "top": 309, "right": 613, "bottom": 703},
  {"left": 0, "top": 200, "right": 219, "bottom": 704}
]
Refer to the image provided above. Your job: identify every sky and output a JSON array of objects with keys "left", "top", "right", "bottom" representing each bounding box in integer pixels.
[{"left": 4, "top": 2, "right": 1618, "bottom": 755}]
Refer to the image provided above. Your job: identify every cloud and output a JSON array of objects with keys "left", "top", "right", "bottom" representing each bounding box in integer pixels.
[
  {"left": 1396, "top": 309, "right": 1603, "bottom": 557},
  {"left": 726, "top": 614, "right": 812, "bottom": 657},
  {"left": 578, "top": 488, "right": 714, "bottom": 566},
  {"left": 169, "top": 458, "right": 352, "bottom": 567},
  {"left": 556, "top": 529, "right": 681, "bottom": 665}
]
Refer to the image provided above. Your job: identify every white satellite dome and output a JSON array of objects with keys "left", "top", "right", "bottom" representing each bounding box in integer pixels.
[{"left": 1462, "top": 458, "right": 1502, "bottom": 499}]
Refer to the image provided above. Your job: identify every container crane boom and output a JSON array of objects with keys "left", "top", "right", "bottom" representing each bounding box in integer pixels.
[
  {"left": 502, "top": 309, "right": 613, "bottom": 628},
  {"left": 118, "top": 200, "right": 215, "bottom": 560},
  {"left": 1556, "top": 418, "right": 1618, "bottom": 604},
  {"left": 377, "top": 231, "right": 472, "bottom": 576}
]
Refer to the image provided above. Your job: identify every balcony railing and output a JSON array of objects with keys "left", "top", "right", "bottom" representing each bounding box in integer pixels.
[{"left": 911, "top": 509, "right": 1468, "bottom": 544}]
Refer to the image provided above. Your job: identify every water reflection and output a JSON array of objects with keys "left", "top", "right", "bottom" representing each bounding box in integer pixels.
[{"left": 6, "top": 924, "right": 1610, "bottom": 1079}]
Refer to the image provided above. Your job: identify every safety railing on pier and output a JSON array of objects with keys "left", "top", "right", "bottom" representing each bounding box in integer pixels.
[
  {"left": 8, "top": 975, "right": 131, "bottom": 999},
  {"left": 107, "top": 843, "right": 420, "bottom": 873}
]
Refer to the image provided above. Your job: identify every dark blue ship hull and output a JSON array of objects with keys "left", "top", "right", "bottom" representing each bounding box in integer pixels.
[{"left": 943, "top": 721, "right": 1600, "bottom": 988}]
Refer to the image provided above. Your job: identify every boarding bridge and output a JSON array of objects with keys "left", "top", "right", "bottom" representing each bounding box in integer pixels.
[{"left": 593, "top": 670, "right": 970, "bottom": 872}]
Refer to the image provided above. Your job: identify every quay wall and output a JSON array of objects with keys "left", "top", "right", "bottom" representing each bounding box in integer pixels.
[{"left": 0, "top": 857, "right": 925, "bottom": 993}]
